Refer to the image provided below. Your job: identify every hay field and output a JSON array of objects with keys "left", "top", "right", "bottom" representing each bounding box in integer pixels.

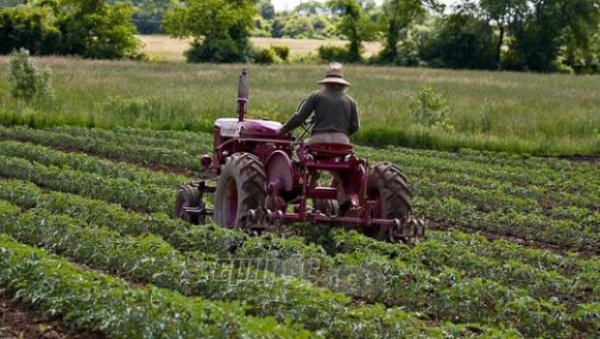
[{"left": 138, "top": 35, "right": 382, "bottom": 61}]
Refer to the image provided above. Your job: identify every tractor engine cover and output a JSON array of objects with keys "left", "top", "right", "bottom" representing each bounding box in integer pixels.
[{"left": 215, "top": 118, "right": 282, "bottom": 138}]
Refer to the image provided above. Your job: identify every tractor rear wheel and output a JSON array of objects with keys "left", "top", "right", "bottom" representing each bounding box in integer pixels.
[
  {"left": 365, "top": 163, "right": 412, "bottom": 242},
  {"left": 214, "top": 153, "right": 267, "bottom": 230}
]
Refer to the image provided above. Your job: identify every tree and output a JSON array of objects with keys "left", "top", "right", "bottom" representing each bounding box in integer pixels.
[
  {"left": 58, "top": 0, "right": 139, "bottom": 59},
  {"left": 327, "top": 0, "right": 375, "bottom": 62},
  {"left": 295, "top": 1, "right": 326, "bottom": 16},
  {"left": 257, "top": 0, "right": 274, "bottom": 20},
  {"left": 420, "top": 12, "right": 497, "bottom": 69},
  {"left": 0, "top": 0, "right": 139, "bottom": 59},
  {"left": 163, "top": 0, "right": 257, "bottom": 63},
  {"left": 0, "top": 4, "right": 61, "bottom": 55},
  {"left": 479, "top": 0, "right": 527, "bottom": 69},
  {"left": 378, "top": 0, "right": 434, "bottom": 63},
  {"left": 504, "top": 0, "right": 600, "bottom": 72}
]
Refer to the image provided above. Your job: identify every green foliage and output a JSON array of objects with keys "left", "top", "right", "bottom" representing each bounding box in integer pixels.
[
  {"left": 0, "top": 234, "right": 307, "bottom": 337},
  {"left": 318, "top": 44, "right": 351, "bottom": 62},
  {"left": 377, "top": 0, "right": 428, "bottom": 63},
  {"left": 408, "top": 86, "right": 452, "bottom": 131},
  {"left": 8, "top": 49, "right": 52, "bottom": 103},
  {"left": 164, "top": 0, "right": 257, "bottom": 63},
  {"left": 420, "top": 13, "right": 498, "bottom": 70},
  {"left": 327, "top": 0, "right": 375, "bottom": 62},
  {"left": 0, "top": 0, "right": 140, "bottom": 59},
  {"left": 0, "top": 4, "right": 61, "bottom": 55},
  {"left": 253, "top": 47, "right": 280, "bottom": 64},
  {"left": 503, "top": 0, "right": 600, "bottom": 72},
  {"left": 271, "top": 45, "right": 290, "bottom": 60},
  {"left": 58, "top": 0, "right": 140, "bottom": 59}
]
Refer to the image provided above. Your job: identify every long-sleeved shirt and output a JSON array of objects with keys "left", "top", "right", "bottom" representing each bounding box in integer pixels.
[{"left": 280, "top": 88, "right": 360, "bottom": 135}]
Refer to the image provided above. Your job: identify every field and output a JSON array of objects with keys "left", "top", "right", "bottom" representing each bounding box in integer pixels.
[
  {"left": 0, "top": 51, "right": 599, "bottom": 336},
  {"left": 0, "top": 122, "right": 598, "bottom": 337},
  {"left": 138, "top": 35, "right": 383, "bottom": 61},
  {"left": 0, "top": 56, "right": 598, "bottom": 156}
]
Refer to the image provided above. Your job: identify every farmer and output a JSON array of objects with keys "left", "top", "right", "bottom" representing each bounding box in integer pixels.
[
  {"left": 278, "top": 62, "right": 360, "bottom": 144},
  {"left": 279, "top": 63, "right": 360, "bottom": 213}
]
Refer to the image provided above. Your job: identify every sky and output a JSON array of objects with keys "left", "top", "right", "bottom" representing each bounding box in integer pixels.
[{"left": 271, "top": 0, "right": 457, "bottom": 12}]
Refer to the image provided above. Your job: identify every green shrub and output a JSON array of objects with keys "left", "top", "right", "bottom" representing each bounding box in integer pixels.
[
  {"left": 408, "top": 86, "right": 453, "bottom": 131},
  {"left": 253, "top": 47, "right": 281, "bottom": 64},
  {"left": 271, "top": 45, "right": 290, "bottom": 61},
  {"left": 318, "top": 44, "right": 350, "bottom": 62},
  {"left": 185, "top": 39, "right": 247, "bottom": 63},
  {"left": 8, "top": 48, "right": 52, "bottom": 103}
]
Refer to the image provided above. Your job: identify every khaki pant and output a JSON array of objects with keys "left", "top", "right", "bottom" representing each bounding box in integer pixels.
[
  {"left": 307, "top": 132, "right": 350, "bottom": 203},
  {"left": 306, "top": 132, "right": 350, "bottom": 145}
]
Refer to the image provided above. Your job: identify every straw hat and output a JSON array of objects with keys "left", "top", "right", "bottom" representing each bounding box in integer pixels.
[{"left": 317, "top": 63, "right": 351, "bottom": 86}]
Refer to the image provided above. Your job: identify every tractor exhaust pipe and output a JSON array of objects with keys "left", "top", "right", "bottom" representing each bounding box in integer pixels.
[{"left": 237, "top": 68, "right": 249, "bottom": 122}]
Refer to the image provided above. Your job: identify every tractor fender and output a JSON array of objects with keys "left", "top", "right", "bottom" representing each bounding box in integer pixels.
[{"left": 265, "top": 150, "right": 294, "bottom": 192}]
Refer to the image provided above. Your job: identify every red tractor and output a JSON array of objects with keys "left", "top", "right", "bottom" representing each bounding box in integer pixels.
[{"left": 174, "top": 69, "right": 424, "bottom": 242}]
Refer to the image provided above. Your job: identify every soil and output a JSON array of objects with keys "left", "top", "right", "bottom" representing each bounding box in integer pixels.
[
  {"left": 0, "top": 292, "right": 104, "bottom": 339},
  {"left": 557, "top": 155, "right": 600, "bottom": 165}
]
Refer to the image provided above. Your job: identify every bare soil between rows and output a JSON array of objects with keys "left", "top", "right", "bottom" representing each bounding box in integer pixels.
[{"left": 0, "top": 292, "right": 104, "bottom": 339}]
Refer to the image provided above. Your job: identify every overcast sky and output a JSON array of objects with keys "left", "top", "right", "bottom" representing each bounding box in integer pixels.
[{"left": 272, "top": 0, "right": 457, "bottom": 12}]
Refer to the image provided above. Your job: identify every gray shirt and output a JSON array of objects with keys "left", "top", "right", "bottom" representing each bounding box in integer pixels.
[{"left": 280, "top": 88, "right": 360, "bottom": 135}]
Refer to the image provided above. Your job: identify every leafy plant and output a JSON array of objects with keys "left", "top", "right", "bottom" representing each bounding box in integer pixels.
[
  {"left": 408, "top": 86, "right": 453, "bottom": 132},
  {"left": 8, "top": 49, "right": 52, "bottom": 103}
]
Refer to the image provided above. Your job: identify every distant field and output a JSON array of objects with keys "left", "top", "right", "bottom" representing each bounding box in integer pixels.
[
  {"left": 0, "top": 57, "right": 598, "bottom": 155},
  {"left": 138, "top": 35, "right": 382, "bottom": 61}
]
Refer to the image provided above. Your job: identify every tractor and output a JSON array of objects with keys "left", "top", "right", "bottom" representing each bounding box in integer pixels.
[{"left": 174, "top": 69, "right": 424, "bottom": 242}]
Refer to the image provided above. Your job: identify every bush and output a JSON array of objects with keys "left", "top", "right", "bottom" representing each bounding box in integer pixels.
[
  {"left": 318, "top": 45, "right": 350, "bottom": 63},
  {"left": 271, "top": 45, "right": 290, "bottom": 61},
  {"left": 408, "top": 86, "right": 453, "bottom": 131},
  {"left": 8, "top": 48, "right": 52, "bottom": 103},
  {"left": 253, "top": 47, "right": 280, "bottom": 64},
  {"left": 185, "top": 39, "right": 247, "bottom": 63}
]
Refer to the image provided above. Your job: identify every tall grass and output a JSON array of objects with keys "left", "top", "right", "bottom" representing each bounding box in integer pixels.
[{"left": 0, "top": 57, "right": 598, "bottom": 155}]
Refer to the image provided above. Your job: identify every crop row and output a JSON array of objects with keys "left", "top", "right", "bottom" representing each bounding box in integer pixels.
[
  {"left": 0, "top": 155, "right": 173, "bottom": 213},
  {"left": 0, "top": 126, "right": 203, "bottom": 171},
  {"left": 46, "top": 125, "right": 212, "bottom": 156},
  {"left": 0, "top": 199, "right": 522, "bottom": 338},
  {"left": 0, "top": 140, "right": 189, "bottom": 187},
  {"left": 0, "top": 233, "right": 309, "bottom": 338},
  {"left": 0, "top": 179, "right": 595, "bottom": 336}
]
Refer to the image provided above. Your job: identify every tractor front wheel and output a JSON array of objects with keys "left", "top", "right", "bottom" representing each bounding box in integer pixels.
[
  {"left": 365, "top": 163, "right": 412, "bottom": 242},
  {"left": 214, "top": 153, "right": 267, "bottom": 230},
  {"left": 174, "top": 184, "right": 202, "bottom": 225}
]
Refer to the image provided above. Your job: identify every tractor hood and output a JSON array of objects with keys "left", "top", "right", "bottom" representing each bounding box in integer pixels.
[{"left": 215, "top": 118, "right": 282, "bottom": 138}]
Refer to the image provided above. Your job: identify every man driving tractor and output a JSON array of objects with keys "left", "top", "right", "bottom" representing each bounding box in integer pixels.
[{"left": 279, "top": 63, "right": 360, "bottom": 213}]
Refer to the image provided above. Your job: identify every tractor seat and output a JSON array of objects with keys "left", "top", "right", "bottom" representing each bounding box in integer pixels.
[{"left": 305, "top": 143, "right": 355, "bottom": 157}]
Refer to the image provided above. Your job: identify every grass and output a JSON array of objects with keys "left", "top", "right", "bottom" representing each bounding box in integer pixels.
[{"left": 0, "top": 56, "right": 598, "bottom": 156}]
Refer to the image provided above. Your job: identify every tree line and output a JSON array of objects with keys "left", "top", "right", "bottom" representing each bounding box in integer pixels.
[{"left": 1, "top": 0, "right": 599, "bottom": 73}]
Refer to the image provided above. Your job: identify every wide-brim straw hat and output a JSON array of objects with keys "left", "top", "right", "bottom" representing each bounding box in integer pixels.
[{"left": 317, "top": 63, "right": 351, "bottom": 86}]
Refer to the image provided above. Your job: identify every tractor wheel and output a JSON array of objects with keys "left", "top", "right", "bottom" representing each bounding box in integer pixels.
[
  {"left": 174, "top": 184, "right": 201, "bottom": 225},
  {"left": 214, "top": 153, "right": 267, "bottom": 230},
  {"left": 365, "top": 163, "right": 412, "bottom": 242}
]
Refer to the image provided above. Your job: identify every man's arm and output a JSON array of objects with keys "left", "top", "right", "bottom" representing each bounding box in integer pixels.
[
  {"left": 280, "top": 92, "right": 318, "bottom": 134},
  {"left": 348, "top": 100, "right": 360, "bottom": 135}
]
